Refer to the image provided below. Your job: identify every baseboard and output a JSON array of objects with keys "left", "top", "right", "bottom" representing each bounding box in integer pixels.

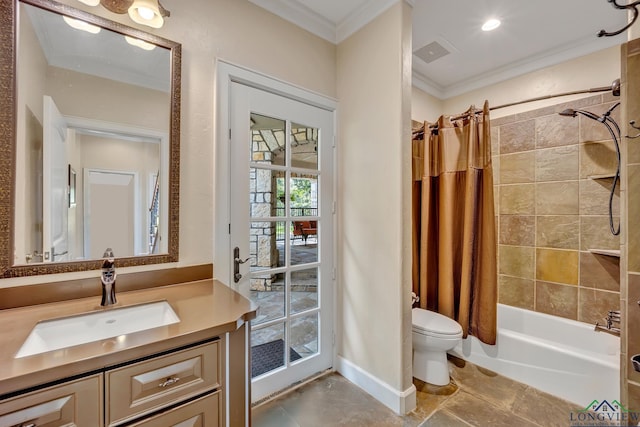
[{"left": 335, "top": 355, "right": 416, "bottom": 415}]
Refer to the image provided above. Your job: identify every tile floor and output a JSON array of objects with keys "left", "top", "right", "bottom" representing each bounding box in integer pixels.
[{"left": 252, "top": 355, "right": 584, "bottom": 427}]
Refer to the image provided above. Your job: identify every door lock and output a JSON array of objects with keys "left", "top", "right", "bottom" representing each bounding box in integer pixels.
[{"left": 233, "top": 247, "right": 250, "bottom": 283}]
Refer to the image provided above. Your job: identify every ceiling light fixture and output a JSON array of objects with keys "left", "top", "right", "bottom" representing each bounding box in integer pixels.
[
  {"left": 125, "top": 35, "right": 156, "bottom": 50},
  {"left": 481, "top": 18, "right": 501, "bottom": 32},
  {"left": 128, "top": 0, "right": 165, "bottom": 28},
  {"left": 75, "top": 0, "right": 170, "bottom": 28},
  {"left": 63, "top": 15, "right": 102, "bottom": 33}
]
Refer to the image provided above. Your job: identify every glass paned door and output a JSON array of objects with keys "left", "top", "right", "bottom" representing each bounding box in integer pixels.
[{"left": 230, "top": 83, "right": 333, "bottom": 402}]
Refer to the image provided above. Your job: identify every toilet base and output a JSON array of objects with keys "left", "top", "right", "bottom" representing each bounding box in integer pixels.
[{"left": 413, "top": 348, "right": 450, "bottom": 386}]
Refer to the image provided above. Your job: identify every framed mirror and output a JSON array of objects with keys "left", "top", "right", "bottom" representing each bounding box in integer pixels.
[{"left": 0, "top": 0, "right": 181, "bottom": 277}]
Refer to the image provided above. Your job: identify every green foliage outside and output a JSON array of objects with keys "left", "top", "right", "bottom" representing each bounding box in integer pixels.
[
  {"left": 276, "top": 178, "right": 312, "bottom": 209},
  {"left": 275, "top": 177, "right": 314, "bottom": 237}
]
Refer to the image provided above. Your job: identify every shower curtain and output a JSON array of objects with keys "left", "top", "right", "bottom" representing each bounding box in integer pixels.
[{"left": 412, "top": 101, "right": 497, "bottom": 345}]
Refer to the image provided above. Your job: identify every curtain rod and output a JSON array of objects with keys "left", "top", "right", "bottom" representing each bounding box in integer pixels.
[
  {"left": 412, "top": 79, "right": 620, "bottom": 137},
  {"left": 489, "top": 79, "right": 620, "bottom": 111}
]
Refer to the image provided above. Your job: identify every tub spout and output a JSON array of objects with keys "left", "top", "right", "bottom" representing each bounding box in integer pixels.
[{"left": 594, "top": 323, "right": 620, "bottom": 336}]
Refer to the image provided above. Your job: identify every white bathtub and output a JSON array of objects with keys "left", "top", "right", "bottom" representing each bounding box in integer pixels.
[{"left": 450, "top": 304, "right": 620, "bottom": 406}]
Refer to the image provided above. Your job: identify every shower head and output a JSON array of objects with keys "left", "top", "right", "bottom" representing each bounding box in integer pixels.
[
  {"left": 558, "top": 108, "right": 601, "bottom": 121},
  {"left": 559, "top": 109, "right": 577, "bottom": 117}
]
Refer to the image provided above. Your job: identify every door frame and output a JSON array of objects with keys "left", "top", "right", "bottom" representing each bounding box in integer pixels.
[
  {"left": 214, "top": 60, "right": 338, "bottom": 404},
  {"left": 83, "top": 168, "right": 140, "bottom": 259},
  {"left": 215, "top": 60, "right": 337, "bottom": 282},
  {"left": 66, "top": 116, "right": 169, "bottom": 256}
]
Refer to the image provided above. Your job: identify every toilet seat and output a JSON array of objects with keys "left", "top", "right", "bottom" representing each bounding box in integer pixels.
[{"left": 412, "top": 308, "right": 463, "bottom": 337}]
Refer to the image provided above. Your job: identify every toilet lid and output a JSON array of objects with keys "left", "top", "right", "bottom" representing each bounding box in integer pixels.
[{"left": 412, "top": 308, "right": 463, "bottom": 335}]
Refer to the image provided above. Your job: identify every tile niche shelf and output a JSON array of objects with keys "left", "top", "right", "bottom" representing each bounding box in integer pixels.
[
  {"left": 588, "top": 173, "right": 616, "bottom": 179},
  {"left": 585, "top": 172, "right": 620, "bottom": 258},
  {"left": 589, "top": 248, "right": 621, "bottom": 257}
]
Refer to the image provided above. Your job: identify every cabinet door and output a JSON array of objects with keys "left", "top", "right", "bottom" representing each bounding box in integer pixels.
[
  {"left": 128, "top": 392, "right": 219, "bottom": 427},
  {"left": 106, "top": 341, "right": 220, "bottom": 426},
  {"left": 0, "top": 374, "right": 102, "bottom": 427}
]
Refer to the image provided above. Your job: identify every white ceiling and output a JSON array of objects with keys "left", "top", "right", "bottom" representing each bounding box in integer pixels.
[
  {"left": 249, "top": 0, "right": 629, "bottom": 100},
  {"left": 24, "top": 2, "right": 171, "bottom": 93}
]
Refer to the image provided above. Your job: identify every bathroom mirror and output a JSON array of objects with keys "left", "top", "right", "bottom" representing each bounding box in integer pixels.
[{"left": 0, "top": 0, "right": 181, "bottom": 277}]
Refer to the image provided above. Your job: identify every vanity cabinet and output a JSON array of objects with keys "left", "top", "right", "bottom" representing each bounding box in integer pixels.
[
  {"left": 128, "top": 393, "right": 219, "bottom": 427},
  {"left": 0, "top": 340, "right": 223, "bottom": 427},
  {"left": 0, "top": 374, "right": 103, "bottom": 426},
  {"left": 0, "top": 280, "right": 255, "bottom": 427},
  {"left": 106, "top": 341, "right": 220, "bottom": 426}
]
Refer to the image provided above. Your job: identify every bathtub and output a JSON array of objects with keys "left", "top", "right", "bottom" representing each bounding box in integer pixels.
[{"left": 450, "top": 304, "right": 620, "bottom": 406}]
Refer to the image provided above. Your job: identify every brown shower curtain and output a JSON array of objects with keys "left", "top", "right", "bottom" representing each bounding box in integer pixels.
[{"left": 412, "top": 101, "right": 497, "bottom": 345}]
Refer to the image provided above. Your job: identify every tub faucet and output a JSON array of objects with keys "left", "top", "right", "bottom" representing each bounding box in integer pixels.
[
  {"left": 100, "top": 248, "right": 117, "bottom": 307},
  {"left": 607, "top": 310, "right": 621, "bottom": 328},
  {"left": 595, "top": 310, "right": 620, "bottom": 335}
]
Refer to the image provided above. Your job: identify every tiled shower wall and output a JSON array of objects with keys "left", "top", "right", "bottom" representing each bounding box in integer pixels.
[
  {"left": 623, "top": 38, "right": 640, "bottom": 413},
  {"left": 492, "top": 93, "right": 621, "bottom": 323}
]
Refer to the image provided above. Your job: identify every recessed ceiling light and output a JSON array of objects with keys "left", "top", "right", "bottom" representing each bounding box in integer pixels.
[{"left": 482, "top": 18, "right": 501, "bottom": 32}]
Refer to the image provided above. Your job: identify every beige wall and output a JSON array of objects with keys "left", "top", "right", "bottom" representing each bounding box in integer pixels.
[
  {"left": 337, "top": 1, "right": 414, "bottom": 403},
  {"left": 411, "top": 86, "right": 442, "bottom": 122},
  {"left": 15, "top": 9, "right": 47, "bottom": 265},
  {"left": 2, "top": 0, "right": 337, "bottom": 287},
  {"left": 442, "top": 46, "right": 620, "bottom": 119},
  {"left": 46, "top": 67, "right": 169, "bottom": 131}
]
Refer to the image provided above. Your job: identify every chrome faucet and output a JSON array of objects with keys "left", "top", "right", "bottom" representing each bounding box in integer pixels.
[
  {"left": 100, "top": 248, "right": 117, "bottom": 306},
  {"left": 595, "top": 309, "right": 621, "bottom": 335}
]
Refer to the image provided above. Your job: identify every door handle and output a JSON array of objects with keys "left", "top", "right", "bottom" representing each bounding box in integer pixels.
[{"left": 233, "top": 247, "right": 250, "bottom": 283}]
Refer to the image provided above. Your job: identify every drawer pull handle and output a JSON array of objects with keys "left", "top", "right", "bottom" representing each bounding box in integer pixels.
[
  {"left": 158, "top": 376, "right": 180, "bottom": 388},
  {"left": 19, "top": 423, "right": 36, "bottom": 427}
]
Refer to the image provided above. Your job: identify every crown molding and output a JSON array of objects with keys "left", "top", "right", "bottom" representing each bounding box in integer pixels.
[
  {"left": 249, "top": 0, "right": 404, "bottom": 44},
  {"left": 248, "top": 0, "right": 336, "bottom": 43},
  {"left": 412, "top": 71, "right": 446, "bottom": 99},
  {"left": 413, "top": 34, "right": 624, "bottom": 100},
  {"left": 336, "top": 0, "right": 399, "bottom": 43}
]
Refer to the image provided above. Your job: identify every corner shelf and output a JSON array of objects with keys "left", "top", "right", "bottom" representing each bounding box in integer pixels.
[{"left": 588, "top": 248, "right": 621, "bottom": 258}]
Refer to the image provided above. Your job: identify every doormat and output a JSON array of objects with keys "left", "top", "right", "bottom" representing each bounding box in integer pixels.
[{"left": 252, "top": 339, "right": 302, "bottom": 378}]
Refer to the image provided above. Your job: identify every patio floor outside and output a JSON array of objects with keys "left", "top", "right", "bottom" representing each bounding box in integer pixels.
[{"left": 250, "top": 238, "right": 319, "bottom": 377}]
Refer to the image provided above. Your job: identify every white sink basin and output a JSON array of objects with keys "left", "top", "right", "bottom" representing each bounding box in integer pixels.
[{"left": 16, "top": 301, "right": 180, "bottom": 358}]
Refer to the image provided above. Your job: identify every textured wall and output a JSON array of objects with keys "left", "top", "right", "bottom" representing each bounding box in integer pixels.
[
  {"left": 337, "top": 1, "right": 414, "bottom": 401},
  {"left": 1, "top": 0, "right": 337, "bottom": 287},
  {"left": 493, "top": 94, "right": 621, "bottom": 322}
]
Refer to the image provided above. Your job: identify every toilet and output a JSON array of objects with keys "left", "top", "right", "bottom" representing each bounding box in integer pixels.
[{"left": 412, "top": 308, "right": 463, "bottom": 386}]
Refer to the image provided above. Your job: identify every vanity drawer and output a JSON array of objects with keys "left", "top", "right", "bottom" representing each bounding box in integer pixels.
[
  {"left": 128, "top": 392, "right": 220, "bottom": 427},
  {"left": 106, "top": 341, "right": 220, "bottom": 426},
  {"left": 0, "top": 374, "right": 103, "bottom": 427}
]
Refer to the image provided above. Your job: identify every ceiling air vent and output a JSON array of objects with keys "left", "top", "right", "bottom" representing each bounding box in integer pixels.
[{"left": 414, "top": 41, "right": 450, "bottom": 64}]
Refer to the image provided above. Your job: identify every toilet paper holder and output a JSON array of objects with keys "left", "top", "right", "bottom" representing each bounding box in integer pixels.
[{"left": 411, "top": 292, "right": 420, "bottom": 305}]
